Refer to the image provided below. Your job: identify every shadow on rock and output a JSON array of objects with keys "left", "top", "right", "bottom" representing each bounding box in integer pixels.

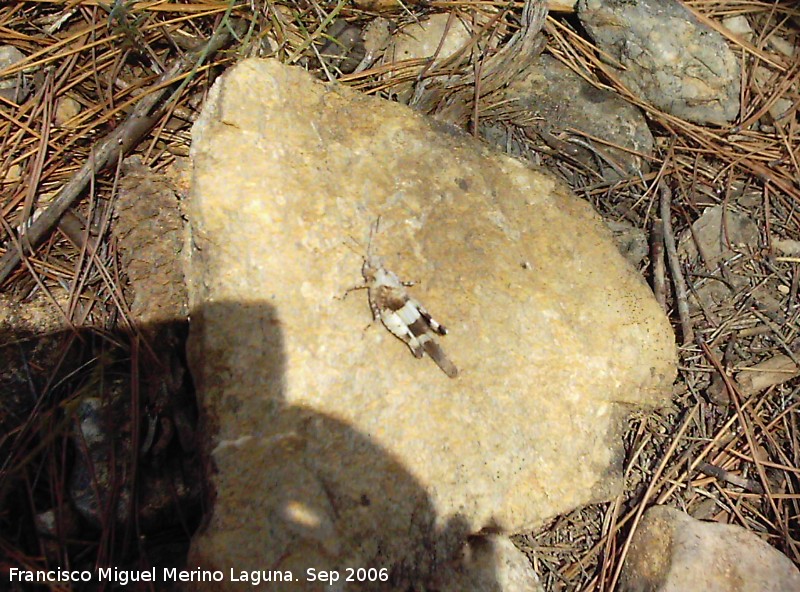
[
  {"left": 0, "top": 299, "right": 496, "bottom": 590},
  {"left": 187, "top": 300, "right": 486, "bottom": 590}
]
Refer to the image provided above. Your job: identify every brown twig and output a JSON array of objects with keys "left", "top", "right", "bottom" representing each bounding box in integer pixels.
[
  {"left": 650, "top": 217, "right": 666, "bottom": 311},
  {"left": 697, "top": 460, "right": 764, "bottom": 494},
  {"left": 659, "top": 180, "right": 695, "bottom": 345}
]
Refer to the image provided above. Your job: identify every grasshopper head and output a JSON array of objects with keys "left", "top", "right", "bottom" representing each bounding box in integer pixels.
[{"left": 362, "top": 255, "right": 383, "bottom": 282}]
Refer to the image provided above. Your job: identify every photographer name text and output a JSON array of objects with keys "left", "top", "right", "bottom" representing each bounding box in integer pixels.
[{"left": 9, "top": 566, "right": 390, "bottom": 586}]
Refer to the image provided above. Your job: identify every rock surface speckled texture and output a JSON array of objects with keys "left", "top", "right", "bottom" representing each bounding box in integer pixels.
[{"left": 185, "top": 58, "right": 676, "bottom": 589}]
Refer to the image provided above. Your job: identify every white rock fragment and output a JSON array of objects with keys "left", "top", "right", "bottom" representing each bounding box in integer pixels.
[
  {"left": 768, "top": 35, "right": 796, "bottom": 59},
  {"left": 773, "top": 238, "right": 800, "bottom": 256},
  {"left": 722, "top": 15, "right": 753, "bottom": 41},
  {"left": 737, "top": 353, "right": 800, "bottom": 396},
  {"left": 385, "top": 13, "right": 473, "bottom": 65},
  {"left": 754, "top": 65, "right": 795, "bottom": 124},
  {"left": 381, "top": 12, "right": 495, "bottom": 101}
]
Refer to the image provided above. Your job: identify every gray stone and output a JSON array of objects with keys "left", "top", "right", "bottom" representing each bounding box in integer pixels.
[
  {"left": 185, "top": 58, "right": 676, "bottom": 589},
  {"left": 493, "top": 54, "right": 654, "bottom": 180},
  {"left": 70, "top": 395, "right": 133, "bottom": 528},
  {"left": 69, "top": 389, "right": 201, "bottom": 532},
  {"left": 0, "top": 290, "right": 77, "bottom": 477},
  {"left": 677, "top": 205, "right": 760, "bottom": 313},
  {"left": 678, "top": 205, "right": 760, "bottom": 267},
  {"left": 578, "top": 0, "right": 740, "bottom": 125},
  {"left": 620, "top": 505, "right": 800, "bottom": 592},
  {"left": 0, "top": 45, "right": 30, "bottom": 103},
  {"left": 753, "top": 65, "right": 794, "bottom": 127}
]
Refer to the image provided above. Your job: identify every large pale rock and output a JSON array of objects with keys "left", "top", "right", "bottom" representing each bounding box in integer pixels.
[
  {"left": 620, "top": 505, "right": 800, "bottom": 592},
  {"left": 186, "top": 59, "right": 675, "bottom": 589}
]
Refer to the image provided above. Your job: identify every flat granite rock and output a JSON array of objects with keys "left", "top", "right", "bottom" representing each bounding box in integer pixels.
[{"left": 185, "top": 58, "right": 676, "bottom": 589}]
